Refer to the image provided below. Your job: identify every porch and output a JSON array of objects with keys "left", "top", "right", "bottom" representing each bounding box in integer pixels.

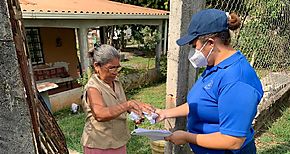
[{"left": 20, "top": 0, "right": 169, "bottom": 112}]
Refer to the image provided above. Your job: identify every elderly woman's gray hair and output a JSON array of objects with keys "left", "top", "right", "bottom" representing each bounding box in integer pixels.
[{"left": 88, "top": 44, "right": 120, "bottom": 66}]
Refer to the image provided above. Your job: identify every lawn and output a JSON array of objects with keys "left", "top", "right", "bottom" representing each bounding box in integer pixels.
[
  {"left": 256, "top": 107, "right": 290, "bottom": 154},
  {"left": 118, "top": 56, "right": 156, "bottom": 77},
  {"left": 54, "top": 82, "right": 166, "bottom": 153},
  {"left": 121, "top": 56, "right": 155, "bottom": 70}
]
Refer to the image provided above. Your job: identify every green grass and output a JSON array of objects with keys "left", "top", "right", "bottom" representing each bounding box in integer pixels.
[
  {"left": 121, "top": 56, "right": 155, "bottom": 70},
  {"left": 256, "top": 107, "right": 290, "bottom": 154},
  {"left": 127, "top": 83, "right": 166, "bottom": 109},
  {"left": 54, "top": 108, "right": 85, "bottom": 152},
  {"left": 126, "top": 83, "right": 166, "bottom": 154},
  {"left": 54, "top": 82, "right": 166, "bottom": 154}
]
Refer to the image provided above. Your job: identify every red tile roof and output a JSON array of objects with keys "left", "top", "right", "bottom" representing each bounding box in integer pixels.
[{"left": 20, "top": 0, "right": 169, "bottom": 16}]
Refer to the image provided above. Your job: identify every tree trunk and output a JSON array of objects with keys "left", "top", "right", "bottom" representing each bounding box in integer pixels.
[
  {"left": 0, "top": 0, "right": 37, "bottom": 153},
  {"left": 109, "top": 25, "right": 115, "bottom": 46},
  {"left": 120, "top": 26, "right": 126, "bottom": 50},
  {"left": 100, "top": 26, "right": 106, "bottom": 44}
]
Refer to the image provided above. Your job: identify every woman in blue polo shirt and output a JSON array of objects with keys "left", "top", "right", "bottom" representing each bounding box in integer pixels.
[{"left": 156, "top": 9, "right": 263, "bottom": 154}]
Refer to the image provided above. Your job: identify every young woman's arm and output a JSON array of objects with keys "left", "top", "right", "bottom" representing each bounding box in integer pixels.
[
  {"left": 165, "top": 131, "right": 246, "bottom": 150},
  {"left": 155, "top": 103, "right": 189, "bottom": 122}
]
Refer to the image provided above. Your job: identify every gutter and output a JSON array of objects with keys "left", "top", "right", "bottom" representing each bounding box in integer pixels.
[{"left": 22, "top": 12, "right": 169, "bottom": 20}]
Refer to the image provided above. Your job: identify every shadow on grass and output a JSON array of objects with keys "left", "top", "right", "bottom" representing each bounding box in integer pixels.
[{"left": 258, "top": 142, "right": 290, "bottom": 154}]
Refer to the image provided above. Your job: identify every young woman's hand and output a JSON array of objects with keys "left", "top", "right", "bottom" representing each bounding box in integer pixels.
[
  {"left": 165, "top": 130, "right": 189, "bottom": 145},
  {"left": 155, "top": 108, "right": 167, "bottom": 122}
]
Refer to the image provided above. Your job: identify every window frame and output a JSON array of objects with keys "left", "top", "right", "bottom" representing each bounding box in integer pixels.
[{"left": 25, "top": 28, "right": 45, "bottom": 65}]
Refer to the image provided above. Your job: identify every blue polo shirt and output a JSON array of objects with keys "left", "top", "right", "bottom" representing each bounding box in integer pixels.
[{"left": 187, "top": 51, "right": 263, "bottom": 153}]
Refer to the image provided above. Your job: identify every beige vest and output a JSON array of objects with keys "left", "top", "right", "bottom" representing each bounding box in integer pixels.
[{"left": 81, "top": 74, "right": 130, "bottom": 149}]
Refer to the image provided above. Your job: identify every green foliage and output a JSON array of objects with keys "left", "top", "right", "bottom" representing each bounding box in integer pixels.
[
  {"left": 119, "top": 66, "right": 141, "bottom": 76},
  {"left": 76, "top": 56, "right": 155, "bottom": 87},
  {"left": 76, "top": 66, "right": 93, "bottom": 87},
  {"left": 130, "top": 26, "right": 144, "bottom": 45},
  {"left": 130, "top": 25, "right": 161, "bottom": 54},
  {"left": 230, "top": 0, "right": 290, "bottom": 71},
  {"left": 207, "top": 0, "right": 290, "bottom": 71},
  {"left": 115, "top": 25, "right": 130, "bottom": 49},
  {"left": 111, "top": 0, "right": 167, "bottom": 51},
  {"left": 159, "top": 55, "right": 167, "bottom": 81},
  {"left": 140, "top": 26, "right": 161, "bottom": 54}
]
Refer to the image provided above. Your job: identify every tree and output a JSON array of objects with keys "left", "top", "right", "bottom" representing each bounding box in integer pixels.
[{"left": 109, "top": 0, "right": 168, "bottom": 51}]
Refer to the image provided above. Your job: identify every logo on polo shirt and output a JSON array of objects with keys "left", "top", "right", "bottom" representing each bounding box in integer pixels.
[{"left": 204, "top": 80, "right": 213, "bottom": 89}]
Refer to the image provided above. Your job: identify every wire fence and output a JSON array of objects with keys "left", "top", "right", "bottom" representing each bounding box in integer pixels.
[
  {"left": 207, "top": 0, "right": 290, "bottom": 95},
  {"left": 207, "top": 0, "right": 290, "bottom": 73}
]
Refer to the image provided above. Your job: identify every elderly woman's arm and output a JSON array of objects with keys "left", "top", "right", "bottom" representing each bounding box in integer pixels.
[{"left": 87, "top": 87, "right": 153, "bottom": 122}]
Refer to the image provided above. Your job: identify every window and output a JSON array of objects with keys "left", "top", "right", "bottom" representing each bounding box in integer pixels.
[{"left": 26, "top": 28, "right": 44, "bottom": 65}]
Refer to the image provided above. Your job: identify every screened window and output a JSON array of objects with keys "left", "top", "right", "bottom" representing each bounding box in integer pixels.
[{"left": 26, "top": 28, "right": 44, "bottom": 65}]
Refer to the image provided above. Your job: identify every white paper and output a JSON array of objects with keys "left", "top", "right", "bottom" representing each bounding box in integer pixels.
[
  {"left": 131, "top": 128, "right": 172, "bottom": 141},
  {"left": 129, "top": 112, "right": 158, "bottom": 124},
  {"left": 143, "top": 112, "right": 158, "bottom": 124}
]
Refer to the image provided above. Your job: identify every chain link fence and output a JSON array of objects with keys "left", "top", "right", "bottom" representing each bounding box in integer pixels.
[
  {"left": 207, "top": 0, "right": 290, "bottom": 95},
  {"left": 207, "top": 0, "right": 290, "bottom": 72}
]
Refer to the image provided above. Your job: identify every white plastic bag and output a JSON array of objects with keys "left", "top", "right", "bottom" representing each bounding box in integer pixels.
[{"left": 71, "top": 103, "right": 79, "bottom": 114}]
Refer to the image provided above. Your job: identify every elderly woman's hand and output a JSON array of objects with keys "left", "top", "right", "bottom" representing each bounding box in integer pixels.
[
  {"left": 127, "top": 100, "right": 156, "bottom": 124},
  {"left": 137, "top": 101, "right": 155, "bottom": 114},
  {"left": 127, "top": 100, "right": 143, "bottom": 116}
]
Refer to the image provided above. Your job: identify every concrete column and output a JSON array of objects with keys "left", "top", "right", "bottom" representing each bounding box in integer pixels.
[
  {"left": 155, "top": 22, "right": 163, "bottom": 72},
  {"left": 77, "top": 27, "right": 89, "bottom": 71},
  {"left": 165, "top": 1, "right": 205, "bottom": 154},
  {"left": 0, "top": 1, "right": 36, "bottom": 153},
  {"left": 163, "top": 19, "right": 168, "bottom": 55}
]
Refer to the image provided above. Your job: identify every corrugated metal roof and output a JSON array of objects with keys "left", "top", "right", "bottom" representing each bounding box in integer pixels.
[{"left": 20, "top": 0, "right": 169, "bottom": 18}]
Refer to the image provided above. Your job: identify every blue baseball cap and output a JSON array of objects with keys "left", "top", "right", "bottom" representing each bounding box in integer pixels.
[{"left": 177, "top": 9, "right": 228, "bottom": 46}]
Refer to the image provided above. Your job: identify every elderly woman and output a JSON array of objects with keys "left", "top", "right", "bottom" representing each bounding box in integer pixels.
[{"left": 81, "top": 44, "right": 154, "bottom": 154}]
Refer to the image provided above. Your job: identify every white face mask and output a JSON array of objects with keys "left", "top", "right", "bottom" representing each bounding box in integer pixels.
[{"left": 188, "top": 41, "right": 213, "bottom": 68}]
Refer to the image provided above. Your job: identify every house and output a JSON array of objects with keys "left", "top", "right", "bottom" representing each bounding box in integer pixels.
[{"left": 20, "top": 0, "right": 169, "bottom": 112}]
